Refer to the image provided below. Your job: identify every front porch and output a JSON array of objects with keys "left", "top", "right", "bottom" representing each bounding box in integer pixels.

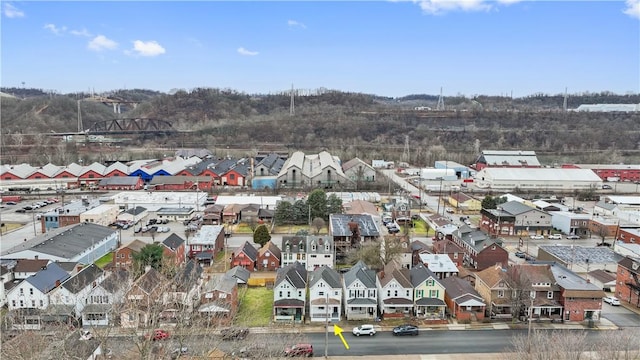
[
  {"left": 380, "top": 298, "right": 413, "bottom": 318},
  {"left": 309, "top": 297, "right": 341, "bottom": 323},
  {"left": 346, "top": 298, "right": 377, "bottom": 320},
  {"left": 274, "top": 299, "right": 304, "bottom": 323},
  {"left": 415, "top": 298, "right": 447, "bottom": 320},
  {"left": 82, "top": 304, "right": 112, "bottom": 327}
]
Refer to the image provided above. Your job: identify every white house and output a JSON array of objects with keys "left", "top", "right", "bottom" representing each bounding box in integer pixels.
[
  {"left": 273, "top": 262, "right": 307, "bottom": 323},
  {"left": 82, "top": 270, "right": 130, "bottom": 327},
  {"left": 343, "top": 261, "right": 378, "bottom": 320},
  {"left": 418, "top": 253, "right": 459, "bottom": 280},
  {"left": 6, "top": 262, "right": 69, "bottom": 311},
  {"left": 12, "top": 258, "right": 50, "bottom": 280},
  {"left": 306, "top": 236, "right": 335, "bottom": 270},
  {"left": 377, "top": 260, "right": 413, "bottom": 318},
  {"left": 49, "top": 264, "right": 105, "bottom": 318},
  {"left": 308, "top": 266, "right": 342, "bottom": 323}
]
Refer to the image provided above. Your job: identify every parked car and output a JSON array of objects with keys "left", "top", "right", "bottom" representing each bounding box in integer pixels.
[
  {"left": 4, "top": 201, "right": 17, "bottom": 206},
  {"left": 515, "top": 251, "right": 526, "bottom": 258},
  {"left": 529, "top": 235, "right": 544, "bottom": 240},
  {"left": 603, "top": 296, "right": 621, "bottom": 306},
  {"left": 602, "top": 184, "right": 613, "bottom": 189},
  {"left": 15, "top": 209, "right": 26, "bottom": 213},
  {"left": 392, "top": 324, "right": 419, "bottom": 336},
  {"left": 352, "top": 324, "right": 376, "bottom": 336},
  {"left": 146, "top": 329, "right": 170, "bottom": 341},
  {"left": 284, "top": 343, "right": 314, "bottom": 357},
  {"left": 566, "top": 235, "right": 580, "bottom": 240},
  {"left": 548, "top": 234, "right": 562, "bottom": 240},
  {"left": 445, "top": 207, "right": 454, "bottom": 213},
  {"left": 220, "top": 327, "right": 249, "bottom": 341}
]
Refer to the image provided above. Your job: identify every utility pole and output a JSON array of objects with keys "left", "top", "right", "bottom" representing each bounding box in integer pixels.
[
  {"left": 527, "top": 294, "right": 534, "bottom": 353},
  {"left": 324, "top": 293, "right": 329, "bottom": 359}
]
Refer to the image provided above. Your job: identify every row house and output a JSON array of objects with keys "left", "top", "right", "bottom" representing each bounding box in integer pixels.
[
  {"left": 198, "top": 272, "right": 239, "bottom": 325},
  {"left": 377, "top": 260, "right": 413, "bottom": 318},
  {"left": 281, "top": 235, "right": 334, "bottom": 271},
  {"left": 418, "top": 253, "right": 459, "bottom": 280},
  {"left": 82, "top": 270, "right": 130, "bottom": 327},
  {"left": 273, "top": 262, "right": 307, "bottom": 323},
  {"left": 162, "top": 234, "right": 187, "bottom": 267},
  {"left": 6, "top": 262, "right": 70, "bottom": 311},
  {"left": 451, "top": 226, "right": 509, "bottom": 271},
  {"left": 432, "top": 238, "right": 465, "bottom": 267},
  {"left": 474, "top": 264, "right": 514, "bottom": 320},
  {"left": 441, "top": 276, "right": 486, "bottom": 321},
  {"left": 616, "top": 256, "right": 640, "bottom": 309},
  {"left": 410, "top": 263, "right": 447, "bottom": 320},
  {"left": 308, "top": 265, "right": 342, "bottom": 323},
  {"left": 49, "top": 264, "right": 106, "bottom": 319},
  {"left": 187, "top": 225, "right": 226, "bottom": 260},
  {"left": 343, "top": 261, "right": 378, "bottom": 320},
  {"left": 161, "top": 260, "right": 203, "bottom": 324},
  {"left": 113, "top": 240, "right": 147, "bottom": 269},
  {"left": 120, "top": 268, "right": 169, "bottom": 328}
]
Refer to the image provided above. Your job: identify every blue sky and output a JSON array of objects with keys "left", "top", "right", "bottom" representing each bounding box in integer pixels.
[{"left": 2, "top": 1, "right": 639, "bottom": 98}]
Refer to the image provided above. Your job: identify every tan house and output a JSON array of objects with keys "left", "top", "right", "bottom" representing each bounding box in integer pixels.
[
  {"left": 447, "top": 193, "right": 481, "bottom": 212},
  {"left": 79, "top": 204, "right": 120, "bottom": 227},
  {"left": 474, "top": 264, "right": 514, "bottom": 320}
]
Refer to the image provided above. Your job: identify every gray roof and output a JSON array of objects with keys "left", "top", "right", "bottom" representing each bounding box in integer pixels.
[
  {"left": 343, "top": 261, "right": 376, "bottom": 288},
  {"left": 499, "top": 201, "right": 538, "bottom": 215},
  {"left": 309, "top": 265, "right": 341, "bottom": 288},
  {"left": 125, "top": 206, "right": 147, "bottom": 215},
  {"left": 226, "top": 265, "right": 250, "bottom": 283},
  {"left": 330, "top": 214, "right": 380, "bottom": 237},
  {"left": 548, "top": 262, "right": 606, "bottom": 291},
  {"left": 203, "top": 273, "right": 237, "bottom": 294},
  {"left": 440, "top": 276, "right": 483, "bottom": 301},
  {"left": 61, "top": 264, "right": 103, "bottom": 294},
  {"left": 134, "top": 268, "right": 168, "bottom": 294},
  {"left": 256, "top": 153, "right": 286, "bottom": 176},
  {"left": 275, "top": 261, "right": 307, "bottom": 289},
  {"left": 173, "top": 260, "right": 203, "bottom": 292},
  {"left": 98, "top": 176, "right": 141, "bottom": 186},
  {"left": 410, "top": 262, "right": 440, "bottom": 287},
  {"left": 162, "top": 233, "right": 185, "bottom": 251},
  {"left": 346, "top": 298, "right": 377, "bottom": 305},
  {"left": 99, "top": 270, "right": 129, "bottom": 293},
  {"left": 281, "top": 236, "right": 306, "bottom": 253},
  {"left": 595, "top": 200, "right": 617, "bottom": 211},
  {"left": 476, "top": 150, "right": 540, "bottom": 167},
  {"left": 25, "top": 262, "right": 70, "bottom": 293},
  {"left": 55, "top": 261, "right": 80, "bottom": 273},
  {"left": 236, "top": 241, "right": 258, "bottom": 261},
  {"left": 4, "top": 222, "right": 116, "bottom": 260},
  {"left": 539, "top": 245, "right": 623, "bottom": 265}
]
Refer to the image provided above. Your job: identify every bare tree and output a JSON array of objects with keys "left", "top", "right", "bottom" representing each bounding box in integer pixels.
[{"left": 312, "top": 217, "right": 326, "bottom": 234}]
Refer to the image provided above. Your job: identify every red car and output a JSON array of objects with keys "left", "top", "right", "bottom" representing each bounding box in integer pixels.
[
  {"left": 284, "top": 343, "right": 313, "bottom": 357},
  {"left": 146, "top": 329, "right": 170, "bottom": 341}
]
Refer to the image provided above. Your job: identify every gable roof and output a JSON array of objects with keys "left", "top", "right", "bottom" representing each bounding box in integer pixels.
[
  {"left": 14, "top": 259, "right": 49, "bottom": 273},
  {"left": 235, "top": 241, "right": 258, "bottom": 261},
  {"left": 134, "top": 268, "right": 168, "bottom": 295},
  {"left": 162, "top": 233, "right": 185, "bottom": 251},
  {"left": 25, "top": 262, "right": 70, "bottom": 293},
  {"left": 226, "top": 265, "right": 251, "bottom": 283},
  {"left": 118, "top": 239, "right": 147, "bottom": 253},
  {"left": 475, "top": 264, "right": 508, "bottom": 288},
  {"left": 61, "top": 264, "right": 104, "bottom": 294},
  {"left": 275, "top": 261, "right": 307, "bottom": 289},
  {"left": 378, "top": 260, "right": 411, "bottom": 288},
  {"left": 410, "top": 262, "right": 439, "bottom": 287},
  {"left": 441, "top": 276, "right": 483, "bottom": 301},
  {"left": 173, "top": 259, "right": 203, "bottom": 292},
  {"left": 98, "top": 270, "right": 130, "bottom": 293},
  {"left": 309, "top": 265, "right": 341, "bottom": 288},
  {"left": 343, "top": 260, "right": 376, "bottom": 288},
  {"left": 124, "top": 206, "right": 147, "bottom": 215},
  {"left": 202, "top": 273, "right": 237, "bottom": 294},
  {"left": 258, "top": 241, "right": 281, "bottom": 259}
]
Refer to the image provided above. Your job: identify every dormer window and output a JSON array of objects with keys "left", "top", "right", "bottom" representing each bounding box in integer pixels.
[
  {"left": 285, "top": 243, "right": 290, "bottom": 252},
  {"left": 311, "top": 243, "right": 317, "bottom": 251}
]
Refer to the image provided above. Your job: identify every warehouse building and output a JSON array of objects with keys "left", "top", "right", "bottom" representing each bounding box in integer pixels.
[{"left": 474, "top": 168, "right": 602, "bottom": 191}]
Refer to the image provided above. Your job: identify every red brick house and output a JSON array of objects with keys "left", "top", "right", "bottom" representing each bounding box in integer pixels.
[
  {"left": 440, "top": 276, "right": 486, "bottom": 321},
  {"left": 230, "top": 241, "right": 258, "bottom": 271},
  {"left": 257, "top": 241, "right": 281, "bottom": 271},
  {"left": 162, "top": 234, "right": 186, "bottom": 267},
  {"left": 113, "top": 239, "right": 147, "bottom": 269},
  {"left": 432, "top": 238, "right": 465, "bottom": 267},
  {"left": 616, "top": 228, "right": 640, "bottom": 244},
  {"left": 616, "top": 256, "right": 640, "bottom": 309},
  {"left": 198, "top": 273, "right": 239, "bottom": 325}
]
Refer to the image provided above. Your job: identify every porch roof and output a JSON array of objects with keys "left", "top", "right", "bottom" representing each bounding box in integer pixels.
[
  {"left": 347, "top": 298, "right": 377, "bottom": 305},
  {"left": 382, "top": 297, "right": 413, "bottom": 305},
  {"left": 415, "top": 298, "right": 446, "bottom": 306},
  {"left": 82, "top": 304, "right": 111, "bottom": 313},
  {"left": 274, "top": 299, "right": 305, "bottom": 308}
]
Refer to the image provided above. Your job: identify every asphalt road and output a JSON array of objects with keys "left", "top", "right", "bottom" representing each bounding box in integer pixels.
[{"left": 105, "top": 329, "right": 635, "bottom": 358}]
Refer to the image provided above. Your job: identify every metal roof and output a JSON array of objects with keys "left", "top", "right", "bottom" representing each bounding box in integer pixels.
[{"left": 25, "top": 262, "right": 70, "bottom": 293}]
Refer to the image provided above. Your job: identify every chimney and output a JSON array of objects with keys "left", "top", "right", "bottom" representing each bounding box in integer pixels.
[
  {"left": 55, "top": 280, "right": 61, "bottom": 287},
  {"left": 34, "top": 255, "right": 39, "bottom": 260},
  {"left": 586, "top": 278, "right": 591, "bottom": 283}
]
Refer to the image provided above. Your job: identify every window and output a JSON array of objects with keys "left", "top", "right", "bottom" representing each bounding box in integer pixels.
[
  {"left": 530, "top": 291, "right": 536, "bottom": 299},
  {"left": 319, "top": 291, "right": 324, "bottom": 296},
  {"left": 547, "top": 291, "right": 553, "bottom": 299},
  {"left": 31, "top": 300, "right": 36, "bottom": 307},
  {"left": 20, "top": 289, "right": 23, "bottom": 295},
  {"left": 387, "top": 290, "right": 391, "bottom": 296},
  {"left": 498, "top": 290, "right": 504, "bottom": 298},
  {"left": 406, "top": 290, "right": 410, "bottom": 296},
  {"left": 427, "top": 279, "right": 434, "bottom": 286},
  {"left": 40, "top": 300, "right": 44, "bottom": 307},
  {"left": 279, "top": 291, "right": 282, "bottom": 297},
  {"left": 12, "top": 300, "right": 16, "bottom": 307}
]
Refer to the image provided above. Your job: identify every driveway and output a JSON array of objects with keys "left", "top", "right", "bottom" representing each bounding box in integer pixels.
[{"left": 601, "top": 301, "right": 640, "bottom": 328}]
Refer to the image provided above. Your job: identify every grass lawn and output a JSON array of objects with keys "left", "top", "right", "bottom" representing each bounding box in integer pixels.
[
  {"left": 235, "top": 287, "right": 273, "bottom": 327},
  {"left": 94, "top": 252, "right": 113, "bottom": 269}
]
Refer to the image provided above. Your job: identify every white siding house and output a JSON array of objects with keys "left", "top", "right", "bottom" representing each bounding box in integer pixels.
[
  {"left": 308, "top": 266, "right": 342, "bottom": 323},
  {"left": 273, "top": 262, "right": 307, "bottom": 323},
  {"left": 343, "top": 261, "right": 378, "bottom": 320}
]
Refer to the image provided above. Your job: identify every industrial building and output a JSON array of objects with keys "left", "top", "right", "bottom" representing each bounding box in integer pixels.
[{"left": 474, "top": 168, "right": 602, "bottom": 191}]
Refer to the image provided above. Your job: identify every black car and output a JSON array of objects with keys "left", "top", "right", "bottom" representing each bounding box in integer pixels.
[
  {"left": 515, "top": 251, "right": 526, "bottom": 258},
  {"left": 392, "top": 324, "right": 419, "bottom": 336}
]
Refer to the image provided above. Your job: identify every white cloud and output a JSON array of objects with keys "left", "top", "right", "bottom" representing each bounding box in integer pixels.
[
  {"left": 288, "top": 19, "right": 307, "bottom": 29},
  {"left": 130, "top": 40, "right": 166, "bottom": 57},
  {"left": 70, "top": 28, "right": 92, "bottom": 37},
  {"left": 88, "top": 35, "right": 118, "bottom": 51},
  {"left": 3, "top": 3, "right": 24, "bottom": 18},
  {"left": 624, "top": 0, "right": 640, "bottom": 19},
  {"left": 44, "top": 23, "right": 67, "bottom": 35},
  {"left": 237, "top": 47, "right": 259, "bottom": 56},
  {"left": 414, "top": 0, "right": 491, "bottom": 14}
]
